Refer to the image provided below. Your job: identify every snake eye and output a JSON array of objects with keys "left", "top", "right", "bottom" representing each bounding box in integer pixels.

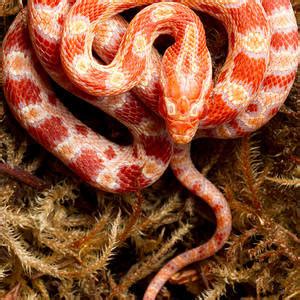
[
  {"left": 165, "top": 98, "right": 176, "bottom": 116},
  {"left": 190, "top": 101, "right": 202, "bottom": 117}
]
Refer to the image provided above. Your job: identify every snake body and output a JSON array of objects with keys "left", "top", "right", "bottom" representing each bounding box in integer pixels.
[{"left": 2, "top": 0, "right": 298, "bottom": 299}]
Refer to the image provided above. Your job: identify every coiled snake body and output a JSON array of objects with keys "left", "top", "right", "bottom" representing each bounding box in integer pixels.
[{"left": 2, "top": 0, "right": 298, "bottom": 299}]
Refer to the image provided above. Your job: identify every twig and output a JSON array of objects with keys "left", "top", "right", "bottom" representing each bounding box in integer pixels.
[
  {"left": 0, "top": 162, "right": 49, "bottom": 190},
  {"left": 117, "top": 190, "right": 144, "bottom": 243}
]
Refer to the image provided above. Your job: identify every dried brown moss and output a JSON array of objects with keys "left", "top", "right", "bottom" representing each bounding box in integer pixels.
[{"left": 0, "top": 1, "right": 299, "bottom": 299}]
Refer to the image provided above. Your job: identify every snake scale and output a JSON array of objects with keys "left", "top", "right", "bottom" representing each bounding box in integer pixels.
[{"left": 2, "top": 0, "right": 298, "bottom": 299}]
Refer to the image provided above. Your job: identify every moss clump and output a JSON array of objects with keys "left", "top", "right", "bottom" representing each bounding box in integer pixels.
[{"left": 0, "top": 1, "right": 299, "bottom": 299}]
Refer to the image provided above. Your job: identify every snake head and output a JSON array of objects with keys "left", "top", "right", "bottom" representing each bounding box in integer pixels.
[{"left": 159, "top": 74, "right": 204, "bottom": 144}]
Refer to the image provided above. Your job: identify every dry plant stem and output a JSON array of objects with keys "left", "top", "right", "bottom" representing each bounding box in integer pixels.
[
  {"left": 2, "top": 282, "right": 21, "bottom": 300},
  {"left": 239, "top": 136, "right": 262, "bottom": 211},
  {"left": 265, "top": 176, "right": 300, "bottom": 187},
  {"left": 169, "top": 269, "right": 200, "bottom": 285},
  {"left": 110, "top": 224, "right": 191, "bottom": 298},
  {"left": 118, "top": 190, "right": 144, "bottom": 244},
  {"left": 0, "top": 162, "right": 48, "bottom": 190},
  {"left": 0, "top": 1, "right": 298, "bottom": 299},
  {"left": 70, "top": 214, "right": 111, "bottom": 250}
]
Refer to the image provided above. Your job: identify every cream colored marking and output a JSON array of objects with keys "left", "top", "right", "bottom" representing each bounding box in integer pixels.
[
  {"left": 96, "top": 172, "right": 120, "bottom": 190},
  {"left": 21, "top": 105, "right": 49, "bottom": 125},
  {"left": 69, "top": 17, "right": 90, "bottom": 35},
  {"left": 259, "top": 92, "right": 280, "bottom": 107},
  {"left": 142, "top": 161, "right": 160, "bottom": 178},
  {"left": 132, "top": 34, "right": 148, "bottom": 56},
  {"left": 7, "top": 52, "right": 31, "bottom": 77},
  {"left": 222, "top": 0, "right": 247, "bottom": 9},
  {"left": 270, "top": 50, "right": 298, "bottom": 72},
  {"left": 151, "top": 5, "right": 175, "bottom": 22},
  {"left": 269, "top": 6, "right": 296, "bottom": 32},
  {"left": 73, "top": 55, "right": 90, "bottom": 74},
  {"left": 55, "top": 133, "right": 101, "bottom": 161},
  {"left": 107, "top": 71, "right": 126, "bottom": 88},
  {"left": 241, "top": 114, "right": 266, "bottom": 128},
  {"left": 241, "top": 31, "right": 268, "bottom": 54},
  {"left": 225, "top": 83, "right": 249, "bottom": 106},
  {"left": 56, "top": 143, "right": 77, "bottom": 160},
  {"left": 34, "top": 1, "right": 70, "bottom": 39},
  {"left": 105, "top": 94, "right": 127, "bottom": 110}
]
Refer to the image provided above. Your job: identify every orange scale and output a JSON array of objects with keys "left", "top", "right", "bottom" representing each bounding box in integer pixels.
[
  {"left": 201, "top": 93, "right": 237, "bottom": 126},
  {"left": 66, "top": 36, "right": 86, "bottom": 57},
  {"left": 232, "top": 52, "right": 266, "bottom": 92},
  {"left": 229, "top": 2, "right": 268, "bottom": 34},
  {"left": 217, "top": 70, "right": 228, "bottom": 83},
  {"left": 262, "top": 0, "right": 290, "bottom": 14},
  {"left": 197, "top": 4, "right": 223, "bottom": 15},
  {"left": 271, "top": 31, "right": 299, "bottom": 50}
]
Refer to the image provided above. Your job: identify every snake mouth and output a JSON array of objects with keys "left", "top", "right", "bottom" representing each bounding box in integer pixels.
[
  {"left": 170, "top": 134, "right": 194, "bottom": 144},
  {"left": 167, "top": 120, "right": 199, "bottom": 144}
]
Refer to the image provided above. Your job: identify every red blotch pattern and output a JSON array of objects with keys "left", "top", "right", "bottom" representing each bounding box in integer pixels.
[
  {"left": 117, "top": 165, "right": 142, "bottom": 192},
  {"left": 246, "top": 103, "right": 258, "bottom": 113},
  {"left": 232, "top": 52, "right": 266, "bottom": 92},
  {"left": 214, "top": 232, "right": 225, "bottom": 245},
  {"left": 48, "top": 94, "right": 58, "bottom": 106},
  {"left": 140, "top": 134, "right": 172, "bottom": 164},
  {"left": 68, "top": 148, "right": 103, "bottom": 182},
  {"left": 5, "top": 78, "right": 41, "bottom": 108},
  {"left": 200, "top": 93, "right": 237, "bottom": 126},
  {"left": 32, "top": 29, "right": 60, "bottom": 70},
  {"left": 229, "top": 1, "right": 268, "bottom": 34},
  {"left": 104, "top": 146, "right": 116, "bottom": 160},
  {"left": 114, "top": 96, "right": 147, "bottom": 125},
  {"left": 269, "top": 107, "right": 279, "bottom": 117},
  {"left": 263, "top": 71, "right": 296, "bottom": 89},
  {"left": 213, "top": 204, "right": 224, "bottom": 213},
  {"left": 262, "top": 0, "right": 290, "bottom": 14},
  {"left": 27, "top": 117, "right": 68, "bottom": 149},
  {"left": 271, "top": 31, "right": 298, "bottom": 50},
  {"left": 217, "top": 70, "right": 227, "bottom": 83},
  {"left": 75, "top": 124, "right": 89, "bottom": 136}
]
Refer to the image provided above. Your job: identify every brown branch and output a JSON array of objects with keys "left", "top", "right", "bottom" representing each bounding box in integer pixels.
[
  {"left": 117, "top": 190, "right": 144, "bottom": 244},
  {"left": 0, "top": 162, "right": 49, "bottom": 190},
  {"left": 2, "top": 283, "right": 21, "bottom": 300},
  {"left": 239, "top": 136, "right": 262, "bottom": 210}
]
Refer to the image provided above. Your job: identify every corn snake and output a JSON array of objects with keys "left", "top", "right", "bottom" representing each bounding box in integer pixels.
[{"left": 2, "top": 0, "right": 298, "bottom": 299}]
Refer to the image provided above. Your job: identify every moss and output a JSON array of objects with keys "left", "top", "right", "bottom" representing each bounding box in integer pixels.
[{"left": 0, "top": 1, "right": 299, "bottom": 299}]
